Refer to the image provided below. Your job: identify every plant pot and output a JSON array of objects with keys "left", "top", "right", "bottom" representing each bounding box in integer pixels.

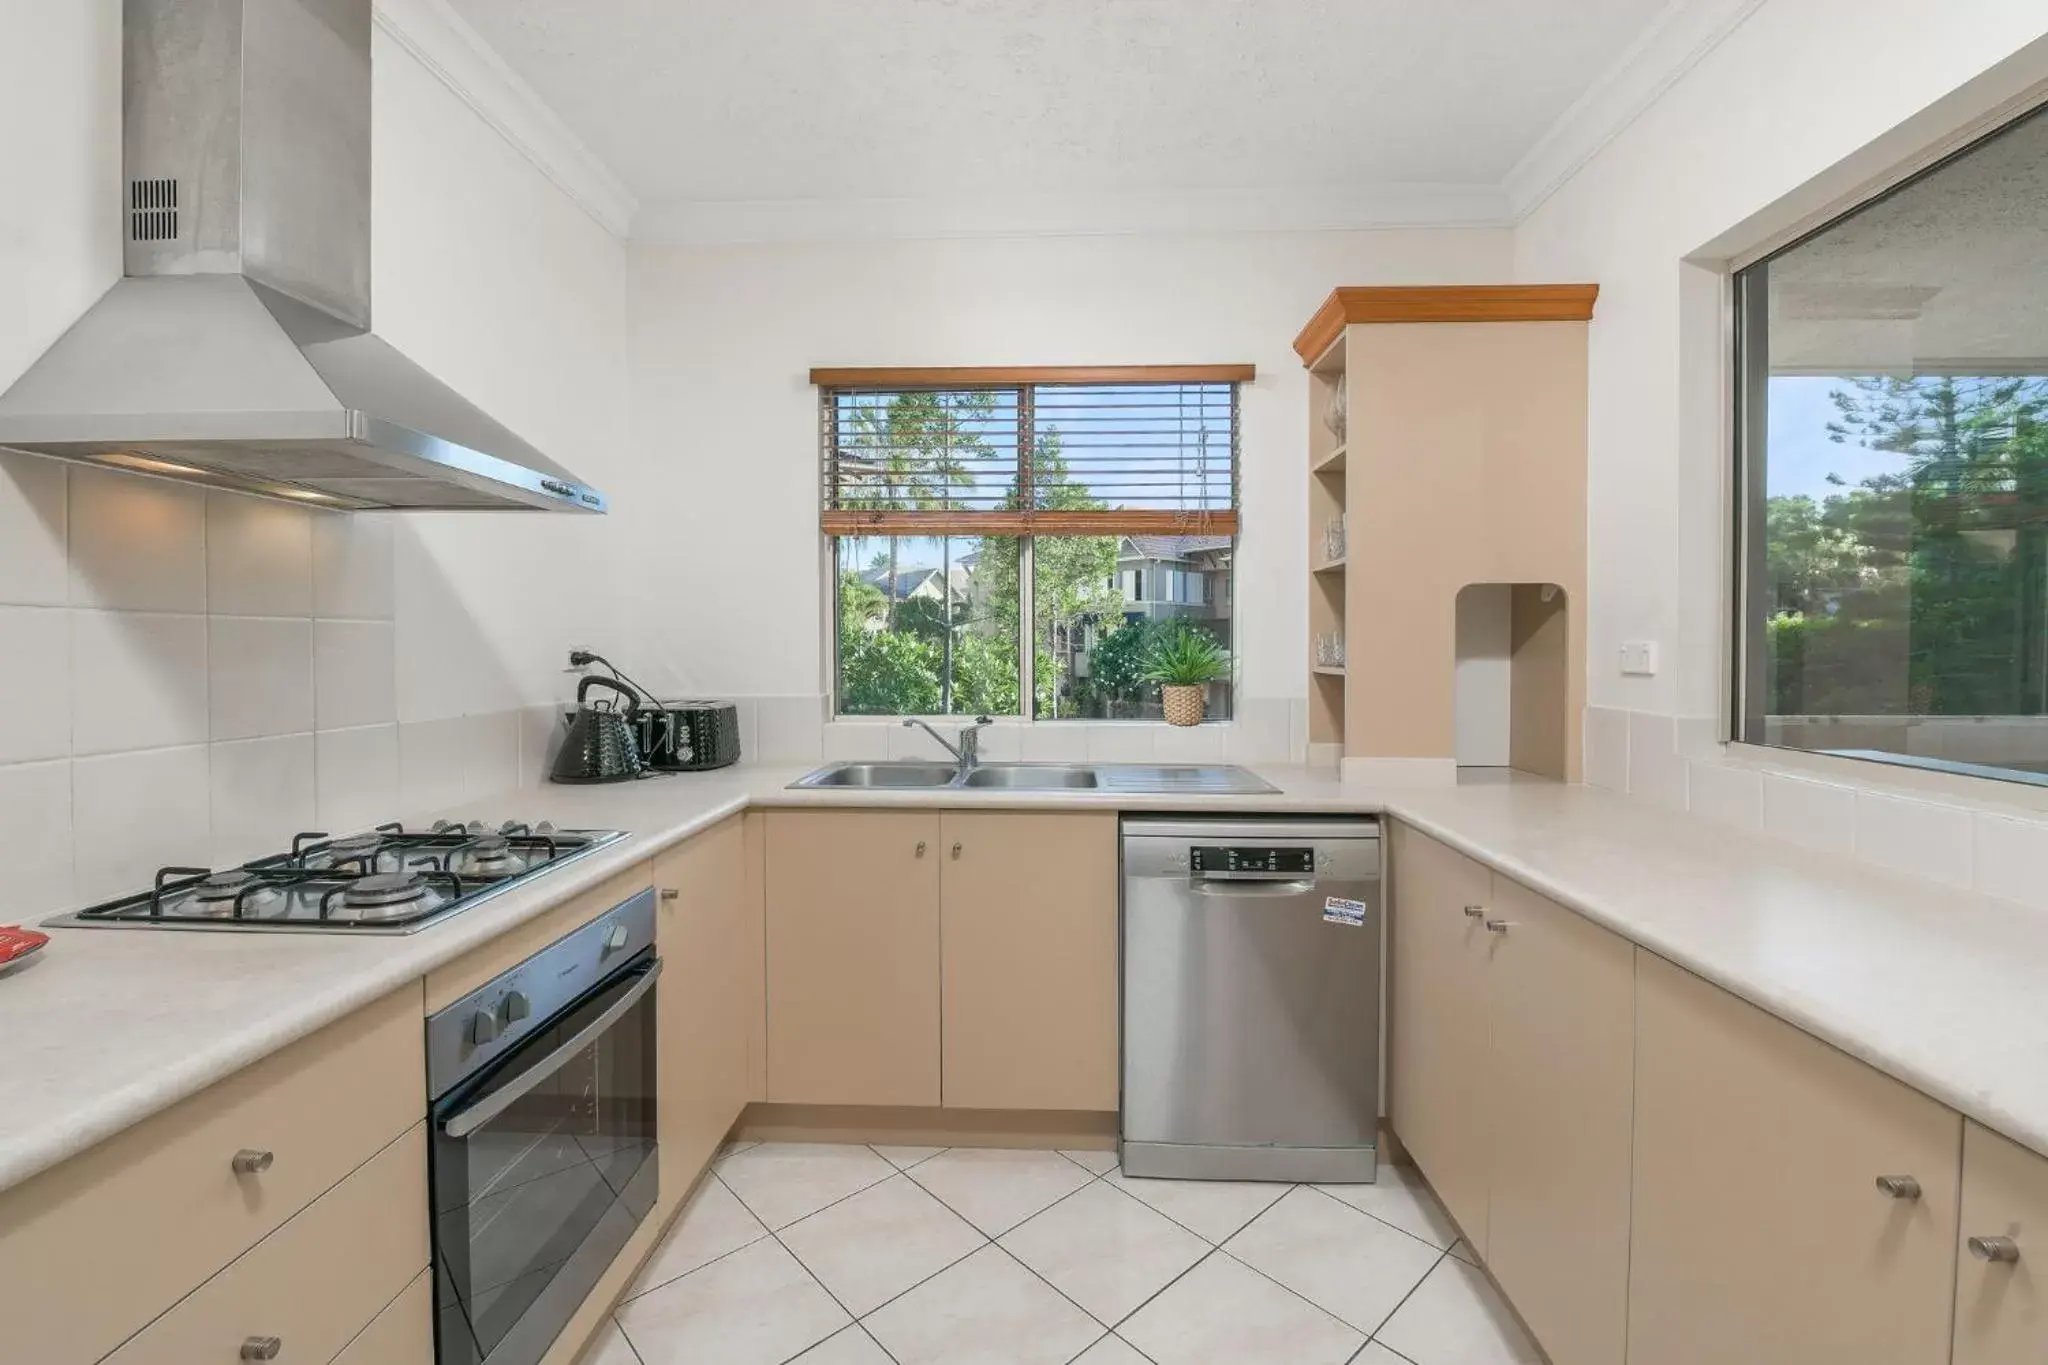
[{"left": 1161, "top": 684, "right": 1206, "bottom": 727}]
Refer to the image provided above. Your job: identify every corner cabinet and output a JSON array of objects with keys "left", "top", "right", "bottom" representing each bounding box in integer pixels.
[{"left": 762, "top": 809, "right": 1119, "bottom": 1114}]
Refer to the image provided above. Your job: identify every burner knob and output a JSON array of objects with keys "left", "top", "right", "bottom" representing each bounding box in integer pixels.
[
  {"left": 603, "top": 924, "right": 629, "bottom": 954},
  {"left": 501, "top": 990, "right": 531, "bottom": 1025},
  {"left": 470, "top": 1009, "right": 500, "bottom": 1047}
]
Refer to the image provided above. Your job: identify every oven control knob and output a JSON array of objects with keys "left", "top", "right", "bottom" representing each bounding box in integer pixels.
[
  {"left": 501, "top": 990, "right": 531, "bottom": 1025},
  {"left": 603, "top": 924, "right": 629, "bottom": 954},
  {"left": 470, "top": 1009, "right": 500, "bottom": 1047}
]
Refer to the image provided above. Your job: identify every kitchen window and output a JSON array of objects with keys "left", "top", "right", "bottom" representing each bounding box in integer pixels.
[
  {"left": 1734, "top": 101, "right": 2048, "bottom": 784},
  {"left": 817, "top": 367, "right": 1246, "bottom": 720}
]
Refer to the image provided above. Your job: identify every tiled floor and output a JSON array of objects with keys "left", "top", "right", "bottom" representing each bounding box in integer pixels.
[{"left": 586, "top": 1142, "right": 1541, "bottom": 1365}]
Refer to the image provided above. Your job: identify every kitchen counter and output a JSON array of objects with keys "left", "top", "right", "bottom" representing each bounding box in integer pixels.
[{"left": 7, "top": 760, "right": 2048, "bottom": 1199}]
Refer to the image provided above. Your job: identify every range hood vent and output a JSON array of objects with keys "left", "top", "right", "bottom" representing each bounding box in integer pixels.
[{"left": 0, "top": 0, "right": 606, "bottom": 514}]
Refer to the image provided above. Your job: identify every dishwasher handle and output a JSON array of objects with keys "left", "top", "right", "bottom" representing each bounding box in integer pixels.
[{"left": 1191, "top": 878, "right": 1317, "bottom": 898}]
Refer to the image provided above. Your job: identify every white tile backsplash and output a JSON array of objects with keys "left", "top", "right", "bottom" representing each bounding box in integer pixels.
[
  {"left": 0, "top": 450, "right": 67, "bottom": 606},
  {"left": 0, "top": 607, "right": 71, "bottom": 764},
  {"left": 1761, "top": 772, "right": 1857, "bottom": 856},
  {"left": 70, "top": 610, "right": 209, "bottom": 756},
  {"left": 466, "top": 711, "right": 521, "bottom": 799},
  {"left": 210, "top": 734, "right": 318, "bottom": 868},
  {"left": 1085, "top": 725, "right": 1157, "bottom": 764},
  {"left": 209, "top": 616, "right": 315, "bottom": 742},
  {"left": 1975, "top": 813, "right": 2048, "bottom": 911},
  {"left": 1582, "top": 705, "right": 1628, "bottom": 793},
  {"left": 72, "top": 745, "right": 212, "bottom": 904},
  {"left": 68, "top": 466, "right": 206, "bottom": 612},
  {"left": 0, "top": 759, "right": 72, "bottom": 917},
  {"left": 1153, "top": 723, "right": 1227, "bottom": 763},
  {"left": 313, "top": 619, "right": 396, "bottom": 730},
  {"left": 1625, "top": 711, "right": 1687, "bottom": 812},
  {"left": 1686, "top": 760, "right": 1762, "bottom": 832},
  {"left": 755, "top": 696, "right": 823, "bottom": 764},
  {"left": 1854, "top": 790, "right": 1974, "bottom": 891},
  {"left": 400, "top": 716, "right": 473, "bottom": 814},
  {"left": 1018, "top": 723, "right": 1090, "bottom": 763},
  {"left": 311, "top": 512, "right": 396, "bottom": 620},
  {"left": 206, "top": 493, "right": 312, "bottom": 617},
  {"left": 317, "top": 724, "right": 400, "bottom": 835}
]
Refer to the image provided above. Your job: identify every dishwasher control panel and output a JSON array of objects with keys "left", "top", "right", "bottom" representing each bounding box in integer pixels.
[{"left": 1190, "top": 845, "right": 1314, "bottom": 875}]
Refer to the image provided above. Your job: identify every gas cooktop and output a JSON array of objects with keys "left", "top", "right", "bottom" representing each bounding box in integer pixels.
[{"left": 44, "top": 820, "right": 628, "bottom": 935}]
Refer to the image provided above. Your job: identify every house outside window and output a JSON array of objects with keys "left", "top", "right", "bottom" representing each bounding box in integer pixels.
[
  {"left": 817, "top": 367, "right": 1246, "bottom": 721},
  {"left": 1734, "top": 100, "right": 2048, "bottom": 785}
]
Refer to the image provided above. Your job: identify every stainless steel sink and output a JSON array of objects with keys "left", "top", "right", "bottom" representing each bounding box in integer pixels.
[
  {"left": 792, "top": 762, "right": 961, "bottom": 788},
  {"left": 960, "top": 764, "right": 1098, "bottom": 789}
]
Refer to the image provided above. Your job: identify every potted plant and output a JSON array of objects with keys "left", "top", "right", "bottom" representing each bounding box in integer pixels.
[{"left": 1142, "top": 623, "right": 1230, "bottom": 726}]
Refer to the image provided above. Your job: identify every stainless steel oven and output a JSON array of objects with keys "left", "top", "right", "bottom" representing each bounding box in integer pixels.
[{"left": 427, "top": 889, "right": 660, "bottom": 1365}]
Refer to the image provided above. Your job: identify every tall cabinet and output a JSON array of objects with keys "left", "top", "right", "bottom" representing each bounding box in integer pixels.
[{"left": 1295, "top": 286, "right": 1595, "bottom": 781}]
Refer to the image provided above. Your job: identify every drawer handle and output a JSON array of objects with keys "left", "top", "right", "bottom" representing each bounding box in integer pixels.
[
  {"left": 1483, "top": 920, "right": 1514, "bottom": 935},
  {"left": 241, "top": 1337, "right": 282, "bottom": 1360},
  {"left": 952, "top": 842, "right": 963, "bottom": 860},
  {"left": 1463, "top": 905, "right": 1486, "bottom": 919},
  {"left": 231, "top": 1149, "right": 274, "bottom": 1176},
  {"left": 916, "top": 841, "right": 927, "bottom": 858},
  {"left": 1970, "top": 1235, "right": 2022, "bottom": 1264},
  {"left": 659, "top": 888, "right": 679, "bottom": 902},
  {"left": 1874, "top": 1175, "right": 1921, "bottom": 1200}
]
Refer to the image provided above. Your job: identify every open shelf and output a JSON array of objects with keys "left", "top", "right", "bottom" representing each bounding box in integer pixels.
[
  {"left": 1312, "top": 443, "right": 1347, "bottom": 474},
  {"left": 1312, "top": 665, "right": 1346, "bottom": 677},
  {"left": 1314, "top": 557, "right": 1346, "bottom": 574}
]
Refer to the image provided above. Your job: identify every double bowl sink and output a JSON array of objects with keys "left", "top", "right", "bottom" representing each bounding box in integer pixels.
[{"left": 790, "top": 761, "right": 1279, "bottom": 795}]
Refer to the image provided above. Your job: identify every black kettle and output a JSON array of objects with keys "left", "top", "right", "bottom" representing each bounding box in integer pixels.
[{"left": 551, "top": 676, "right": 647, "bottom": 784}]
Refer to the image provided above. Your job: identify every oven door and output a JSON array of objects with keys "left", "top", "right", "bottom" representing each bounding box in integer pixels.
[{"left": 431, "top": 950, "right": 660, "bottom": 1365}]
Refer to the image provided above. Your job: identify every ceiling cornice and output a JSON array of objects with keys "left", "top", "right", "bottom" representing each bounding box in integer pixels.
[
  {"left": 1502, "top": 0, "right": 1768, "bottom": 222},
  {"left": 631, "top": 183, "right": 1513, "bottom": 247},
  {"left": 372, "top": 0, "right": 639, "bottom": 239}
]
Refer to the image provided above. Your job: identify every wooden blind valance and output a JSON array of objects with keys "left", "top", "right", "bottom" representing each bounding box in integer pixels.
[{"left": 816, "top": 367, "right": 1246, "bottom": 538}]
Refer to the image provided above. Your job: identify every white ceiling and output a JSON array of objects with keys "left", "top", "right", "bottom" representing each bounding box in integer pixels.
[{"left": 440, "top": 0, "right": 1682, "bottom": 241}]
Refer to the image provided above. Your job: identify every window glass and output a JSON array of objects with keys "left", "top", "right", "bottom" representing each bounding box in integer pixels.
[
  {"left": 1737, "top": 104, "right": 2048, "bottom": 783},
  {"left": 1039, "top": 536, "right": 1234, "bottom": 720},
  {"left": 835, "top": 535, "right": 1019, "bottom": 716}
]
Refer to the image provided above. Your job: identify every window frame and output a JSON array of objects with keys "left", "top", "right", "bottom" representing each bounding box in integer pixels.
[{"left": 816, "top": 366, "right": 1248, "bottom": 723}]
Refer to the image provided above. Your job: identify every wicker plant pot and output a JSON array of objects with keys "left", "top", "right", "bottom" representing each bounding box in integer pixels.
[{"left": 1161, "top": 684, "right": 1207, "bottom": 727}]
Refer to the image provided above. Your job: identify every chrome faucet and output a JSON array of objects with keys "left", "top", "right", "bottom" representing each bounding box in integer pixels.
[{"left": 902, "top": 715, "right": 995, "bottom": 775}]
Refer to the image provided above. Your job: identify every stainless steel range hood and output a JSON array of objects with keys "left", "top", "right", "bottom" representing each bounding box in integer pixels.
[{"left": 0, "top": 0, "right": 606, "bottom": 513}]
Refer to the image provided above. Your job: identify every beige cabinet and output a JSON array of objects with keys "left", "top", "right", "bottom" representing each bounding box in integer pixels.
[
  {"left": 655, "top": 813, "right": 764, "bottom": 1192},
  {"left": 1954, "top": 1120, "right": 2048, "bottom": 1363},
  {"left": 1629, "top": 951, "right": 1961, "bottom": 1365},
  {"left": 1386, "top": 821, "right": 1497, "bottom": 1252},
  {"left": 938, "top": 812, "right": 1119, "bottom": 1111},
  {"left": 334, "top": 1270, "right": 433, "bottom": 1365},
  {"left": 1482, "top": 875, "right": 1634, "bottom": 1365},
  {"left": 765, "top": 810, "right": 942, "bottom": 1106}
]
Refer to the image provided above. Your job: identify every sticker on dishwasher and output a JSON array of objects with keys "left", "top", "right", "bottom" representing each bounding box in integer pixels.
[{"left": 1323, "top": 897, "right": 1368, "bottom": 927}]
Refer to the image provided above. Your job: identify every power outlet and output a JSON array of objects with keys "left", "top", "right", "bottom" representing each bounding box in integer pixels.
[{"left": 1619, "top": 641, "right": 1659, "bottom": 676}]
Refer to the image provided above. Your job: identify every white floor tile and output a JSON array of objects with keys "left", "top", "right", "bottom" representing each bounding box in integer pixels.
[
  {"left": 617, "top": 1237, "right": 850, "bottom": 1365},
  {"left": 628, "top": 1178, "right": 769, "bottom": 1300},
  {"left": 862, "top": 1245, "right": 1104, "bottom": 1365},
  {"left": 1100, "top": 1170, "right": 1289, "bottom": 1244},
  {"left": 715, "top": 1139, "right": 760, "bottom": 1165},
  {"left": 1355, "top": 1345, "right": 1416, "bottom": 1364},
  {"left": 1118, "top": 1252, "right": 1364, "bottom": 1365},
  {"left": 1448, "top": 1238, "right": 1479, "bottom": 1266},
  {"left": 873, "top": 1143, "right": 946, "bottom": 1170},
  {"left": 582, "top": 1318, "right": 641, "bottom": 1365},
  {"left": 1060, "top": 1148, "right": 1120, "bottom": 1175},
  {"left": 1000, "top": 1179, "right": 1208, "bottom": 1326},
  {"left": 1223, "top": 1188, "right": 1442, "bottom": 1334},
  {"left": 780, "top": 1174, "right": 987, "bottom": 1316},
  {"left": 1313, "top": 1164, "right": 1463, "bottom": 1252},
  {"left": 909, "top": 1147, "right": 1094, "bottom": 1236},
  {"left": 789, "top": 1325, "right": 896, "bottom": 1363},
  {"left": 1070, "top": 1334, "right": 1152, "bottom": 1363},
  {"left": 715, "top": 1142, "right": 897, "bottom": 1230},
  {"left": 1372, "top": 1258, "right": 1541, "bottom": 1365}
]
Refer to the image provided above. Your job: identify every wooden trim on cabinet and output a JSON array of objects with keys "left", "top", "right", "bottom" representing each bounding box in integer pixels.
[
  {"left": 820, "top": 508, "right": 1238, "bottom": 537},
  {"left": 810, "top": 364, "right": 1255, "bottom": 388},
  {"left": 1291, "top": 285, "right": 1600, "bottom": 363}
]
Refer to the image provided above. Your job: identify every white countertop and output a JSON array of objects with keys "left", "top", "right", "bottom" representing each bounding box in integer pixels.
[{"left": 5, "top": 760, "right": 2048, "bottom": 1197}]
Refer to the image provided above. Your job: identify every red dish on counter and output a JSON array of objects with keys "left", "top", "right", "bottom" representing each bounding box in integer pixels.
[{"left": 0, "top": 924, "right": 50, "bottom": 967}]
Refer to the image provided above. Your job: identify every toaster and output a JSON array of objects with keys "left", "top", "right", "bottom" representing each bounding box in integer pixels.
[{"left": 635, "top": 700, "right": 743, "bottom": 772}]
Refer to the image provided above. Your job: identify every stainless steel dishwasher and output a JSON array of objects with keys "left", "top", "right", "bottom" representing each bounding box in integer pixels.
[{"left": 1121, "top": 816, "right": 1382, "bottom": 1183}]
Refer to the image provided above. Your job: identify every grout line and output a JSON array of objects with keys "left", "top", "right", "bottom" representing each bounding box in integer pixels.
[
  {"left": 1299, "top": 1182, "right": 1458, "bottom": 1256},
  {"left": 1360, "top": 1248, "right": 1451, "bottom": 1353},
  {"left": 1103, "top": 1244, "right": 1219, "bottom": 1338},
  {"left": 609, "top": 1312, "right": 647, "bottom": 1365},
  {"left": 764, "top": 1219, "right": 867, "bottom": 1364},
  {"left": 1215, "top": 1241, "right": 1387, "bottom": 1343}
]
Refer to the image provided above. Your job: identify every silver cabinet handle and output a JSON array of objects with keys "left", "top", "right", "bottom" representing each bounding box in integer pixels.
[
  {"left": 916, "top": 841, "right": 927, "bottom": 858},
  {"left": 1875, "top": 1175, "right": 1921, "bottom": 1200},
  {"left": 1463, "top": 906, "right": 1486, "bottom": 919},
  {"left": 241, "top": 1338, "right": 282, "bottom": 1360},
  {"left": 232, "top": 1149, "right": 274, "bottom": 1175},
  {"left": 659, "top": 887, "right": 679, "bottom": 901},
  {"left": 952, "top": 842, "right": 963, "bottom": 860},
  {"left": 1970, "top": 1235, "right": 2022, "bottom": 1264},
  {"left": 1484, "top": 920, "right": 1514, "bottom": 935}
]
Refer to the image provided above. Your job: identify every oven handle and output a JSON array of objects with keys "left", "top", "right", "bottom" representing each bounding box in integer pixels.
[{"left": 441, "top": 958, "right": 662, "bottom": 1140}]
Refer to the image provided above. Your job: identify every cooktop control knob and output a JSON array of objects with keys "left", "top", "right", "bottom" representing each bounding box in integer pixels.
[
  {"left": 501, "top": 990, "right": 531, "bottom": 1025},
  {"left": 603, "top": 923, "right": 629, "bottom": 954},
  {"left": 470, "top": 1008, "right": 500, "bottom": 1047}
]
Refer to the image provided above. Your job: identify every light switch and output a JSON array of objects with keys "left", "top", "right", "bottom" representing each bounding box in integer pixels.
[{"left": 1620, "top": 641, "right": 1659, "bottom": 676}]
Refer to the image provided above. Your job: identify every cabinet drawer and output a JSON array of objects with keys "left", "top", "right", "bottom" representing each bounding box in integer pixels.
[
  {"left": 0, "top": 984, "right": 424, "bottom": 1365},
  {"left": 334, "top": 1269, "right": 433, "bottom": 1365},
  {"left": 107, "top": 1124, "right": 429, "bottom": 1365}
]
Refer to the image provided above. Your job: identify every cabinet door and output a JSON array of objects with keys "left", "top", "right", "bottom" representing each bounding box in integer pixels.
[
  {"left": 1484, "top": 877, "right": 1634, "bottom": 1365},
  {"left": 1630, "top": 952, "right": 1960, "bottom": 1365},
  {"left": 334, "top": 1270, "right": 432, "bottom": 1365},
  {"left": 765, "top": 811, "right": 941, "bottom": 1106},
  {"left": 1386, "top": 822, "right": 1496, "bottom": 1253},
  {"left": 939, "top": 812, "right": 1119, "bottom": 1111},
  {"left": 656, "top": 814, "right": 754, "bottom": 1192},
  {"left": 1955, "top": 1120, "right": 2048, "bottom": 1364}
]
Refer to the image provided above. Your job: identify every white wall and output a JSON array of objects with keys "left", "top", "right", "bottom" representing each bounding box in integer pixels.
[
  {"left": 623, "top": 228, "right": 1512, "bottom": 760},
  {"left": 1516, "top": 0, "right": 2048, "bottom": 898},
  {"left": 0, "top": 9, "right": 630, "bottom": 916}
]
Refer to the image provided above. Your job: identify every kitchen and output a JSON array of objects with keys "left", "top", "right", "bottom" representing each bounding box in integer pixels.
[{"left": 5, "top": 3, "right": 2048, "bottom": 1364}]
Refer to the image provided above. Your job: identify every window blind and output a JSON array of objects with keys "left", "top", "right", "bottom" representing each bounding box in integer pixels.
[{"left": 816, "top": 366, "right": 1245, "bottom": 536}]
